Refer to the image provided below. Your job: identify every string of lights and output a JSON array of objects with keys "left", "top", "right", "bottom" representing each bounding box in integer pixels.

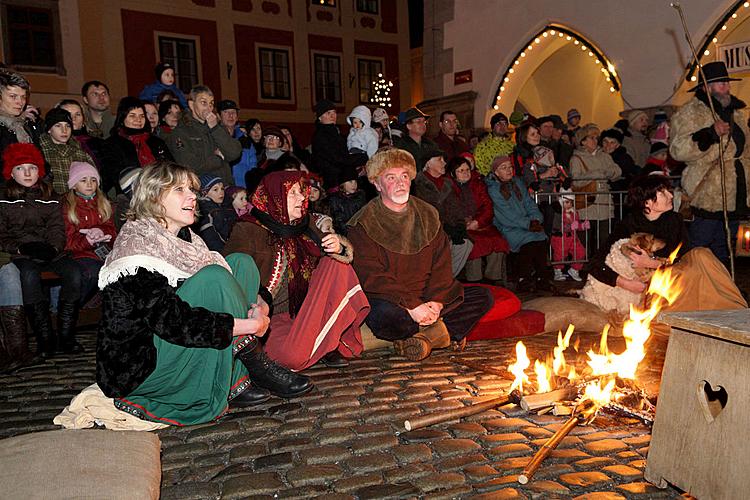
[
  {"left": 491, "top": 24, "right": 621, "bottom": 111},
  {"left": 370, "top": 73, "right": 394, "bottom": 108}
]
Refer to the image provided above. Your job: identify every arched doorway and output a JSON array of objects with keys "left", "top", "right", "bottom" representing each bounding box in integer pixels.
[{"left": 488, "top": 25, "right": 624, "bottom": 130}]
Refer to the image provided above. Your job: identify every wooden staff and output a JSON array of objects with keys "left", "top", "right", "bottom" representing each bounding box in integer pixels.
[
  {"left": 449, "top": 357, "right": 515, "bottom": 381},
  {"left": 518, "top": 399, "right": 598, "bottom": 484},
  {"left": 404, "top": 389, "right": 522, "bottom": 431}
]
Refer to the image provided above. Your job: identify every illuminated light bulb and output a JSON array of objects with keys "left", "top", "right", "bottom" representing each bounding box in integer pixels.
[
  {"left": 588, "top": 51, "right": 594, "bottom": 56},
  {"left": 733, "top": 13, "right": 738, "bottom": 18},
  {"left": 714, "top": 37, "right": 718, "bottom": 43},
  {"left": 722, "top": 25, "right": 727, "bottom": 30},
  {"left": 610, "top": 87, "right": 615, "bottom": 93},
  {"left": 528, "top": 45, "right": 533, "bottom": 50},
  {"left": 508, "top": 68, "right": 514, "bottom": 73},
  {"left": 566, "top": 36, "right": 572, "bottom": 40},
  {"left": 514, "top": 60, "right": 519, "bottom": 65},
  {"left": 493, "top": 104, "right": 499, "bottom": 110},
  {"left": 504, "top": 77, "right": 509, "bottom": 82},
  {"left": 691, "top": 75, "right": 698, "bottom": 81},
  {"left": 574, "top": 40, "right": 579, "bottom": 45},
  {"left": 704, "top": 49, "right": 711, "bottom": 56},
  {"left": 606, "top": 77, "right": 610, "bottom": 81},
  {"left": 520, "top": 52, "right": 526, "bottom": 57},
  {"left": 500, "top": 86, "right": 505, "bottom": 91},
  {"left": 745, "top": 2, "right": 749, "bottom": 7},
  {"left": 558, "top": 33, "right": 564, "bottom": 38},
  {"left": 378, "top": 73, "right": 383, "bottom": 77},
  {"left": 543, "top": 32, "right": 548, "bottom": 37},
  {"left": 550, "top": 30, "right": 556, "bottom": 35},
  {"left": 581, "top": 45, "right": 587, "bottom": 50},
  {"left": 535, "top": 38, "right": 541, "bottom": 43}
]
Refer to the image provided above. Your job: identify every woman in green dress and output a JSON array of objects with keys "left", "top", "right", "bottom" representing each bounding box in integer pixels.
[{"left": 96, "top": 161, "right": 311, "bottom": 426}]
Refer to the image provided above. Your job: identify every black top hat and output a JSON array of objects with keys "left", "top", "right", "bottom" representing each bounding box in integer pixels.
[{"left": 689, "top": 61, "right": 741, "bottom": 91}]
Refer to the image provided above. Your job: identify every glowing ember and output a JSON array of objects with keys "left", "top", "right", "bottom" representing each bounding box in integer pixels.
[
  {"left": 508, "top": 341, "right": 530, "bottom": 393},
  {"left": 534, "top": 360, "right": 552, "bottom": 393}
]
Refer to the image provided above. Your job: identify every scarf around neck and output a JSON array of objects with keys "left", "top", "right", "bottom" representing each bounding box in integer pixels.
[
  {"left": 98, "top": 218, "right": 230, "bottom": 290},
  {"left": 119, "top": 128, "right": 156, "bottom": 167},
  {"left": 0, "top": 114, "right": 31, "bottom": 143}
]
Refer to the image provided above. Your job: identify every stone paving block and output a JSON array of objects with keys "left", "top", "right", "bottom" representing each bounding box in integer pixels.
[
  {"left": 221, "top": 472, "right": 284, "bottom": 498},
  {"left": 472, "top": 486, "right": 528, "bottom": 499},
  {"left": 470, "top": 379, "right": 508, "bottom": 391},
  {"left": 392, "top": 443, "right": 433, "bottom": 463},
  {"left": 193, "top": 451, "right": 228, "bottom": 467},
  {"left": 209, "top": 463, "right": 252, "bottom": 481},
  {"left": 299, "top": 444, "right": 351, "bottom": 464},
  {"left": 185, "top": 421, "right": 240, "bottom": 442},
  {"left": 559, "top": 471, "right": 613, "bottom": 488},
  {"left": 573, "top": 493, "right": 627, "bottom": 500},
  {"left": 580, "top": 430, "right": 633, "bottom": 441},
  {"left": 482, "top": 432, "right": 527, "bottom": 444},
  {"left": 431, "top": 437, "right": 482, "bottom": 457},
  {"left": 437, "top": 389, "right": 472, "bottom": 400},
  {"left": 285, "top": 464, "right": 344, "bottom": 487},
  {"left": 464, "top": 464, "right": 500, "bottom": 480},
  {"left": 549, "top": 448, "right": 592, "bottom": 461},
  {"left": 369, "top": 383, "right": 402, "bottom": 393},
  {"left": 354, "top": 483, "right": 420, "bottom": 499},
  {"left": 325, "top": 386, "right": 366, "bottom": 397},
  {"left": 488, "top": 442, "right": 532, "bottom": 459},
  {"left": 316, "top": 427, "right": 356, "bottom": 445},
  {"left": 429, "top": 485, "right": 474, "bottom": 500},
  {"left": 616, "top": 481, "right": 670, "bottom": 495},
  {"left": 494, "top": 456, "right": 530, "bottom": 471},
  {"left": 436, "top": 453, "right": 487, "bottom": 471},
  {"left": 161, "top": 458, "right": 191, "bottom": 473},
  {"left": 267, "top": 402, "right": 303, "bottom": 416},
  {"left": 276, "top": 485, "right": 328, "bottom": 499},
  {"left": 160, "top": 482, "right": 221, "bottom": 500},
  {"left": 533, "top": 463, "right": 576, "bottom": 480},
  {"left": 345, "top": 452, "right": 397, "bottom": 472},
  {"left": 420, "top": 399, "right": 464, "bottom": 412},
  {"left": 162, "top": 442, "right": 209, "bottom": 460},
  {"left": 275, "top": 420, "right": 316, "bottom": 437},
  {"left": 616, "top": 450, "right": 641, "bottom": 459},
  {"left": 530, "top": 435, "right": 582, "bottom": 448},
  {"left": 637, "top": 445, "right": 649, "bottom": 456},
  {"left": 448, "top": 422, "right": 487, "bottom": 437},
  {"left": 411, "top": 471, "right": 465, "bottom": 492},
  {"left": 350, "top": 434, "right": 399, "bottom": 454},
  {"left": 229, "top": 443, "right": 269, "bottom": 462},
  {"left": 160, "top": 465, "right": 191, "bottom": 485},
  {"left": 332, "top": 472, "right": 383, "bottom": 493},
  {"left": 574, "top": 457, "right": 617, "bottom": 470},
  {"left": 526, "top": 479, "right": 570, "bottom": 495},
  {"left": 305, "top": 395, "right": 360, "bottom": 411},
  {"left": 602, "top": 464, "right": 642, "bottom": 479},
  {"left": 320, "top": 418, "right": 358, "bottom": 429},
  {"left": 236, "top": 416, "right": 283, "bottom": 432},
  {"left": 383, "top": 463, "right": 436, "bottom": 482},
  {"left": 521, "top": 426, "right": 553, "bottom": 438},
  {"left": 350, "top": 423, "right": 393, "bottom": 436},
  {"left": 584, "top": 439, "right": 629, "bottom": 455},
  {"left": 362, "top": 393, "right": 398, "bottom": 404},
  {"left": 408, "top": 377, "right": 452, "bottom": 388},
  {"left": 268, "top": 437, "right": 314, "bottom": 453},
  {"left": 400, "top": 429, "right": 452, "bottom": 442},
  {"left": 362, "top": 407, "right": 413, "bottom": 424},
  {"left": 628, "top": 459, "right": 647, "bottom": 469},
  {"left": 253, "top": 452, "right": 295, "bottom": 470},
  {"left": 483, "top": 417, "right": 532, "bottom": 430}
]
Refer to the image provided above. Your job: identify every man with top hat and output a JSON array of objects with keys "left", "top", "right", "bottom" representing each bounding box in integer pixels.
[
  {"left": 393, "top": 107, "right": 439, "bottom": 169},
  {"left": 670, "top": 61, "right": 750, "bottom": 266},
  {"left": 310, "top": 99, "right": 367, "bottom": 190}
]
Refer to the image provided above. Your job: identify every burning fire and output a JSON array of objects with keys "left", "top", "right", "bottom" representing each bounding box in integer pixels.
[{"left": 506, "top": 245, "right": 683, "bottom": 413}]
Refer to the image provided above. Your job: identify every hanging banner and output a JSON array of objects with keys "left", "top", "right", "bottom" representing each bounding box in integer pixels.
[{"left": 718, "top": 41, "right": 750, "bottom": 73}]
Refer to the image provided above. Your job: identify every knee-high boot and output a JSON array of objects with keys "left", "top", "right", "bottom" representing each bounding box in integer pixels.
[
  {"left": 236, "top": 337, "right": 313, "bottom": 398},
  {"left": 25, "top": 302, "right": 55, "bottom": 358},
  {"left": 0, "top": 305, "right": 38, "bottom": 370},
  {"left": 57, "top": 300, "right": 82, "bottom": 354}
]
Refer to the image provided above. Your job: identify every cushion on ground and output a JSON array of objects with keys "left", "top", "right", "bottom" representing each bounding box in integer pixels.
[
  {"left": 0, "top": 429, "right": 161, "bottom": 500},
  {"left": 466, "top": 284, "right": 522, "bottom": 321},
  {"left": 523, "top": 296, "right": 608, "bottom": 333},
  {"left": 466, "top": 309, "right": 546, "bottom": 341}
]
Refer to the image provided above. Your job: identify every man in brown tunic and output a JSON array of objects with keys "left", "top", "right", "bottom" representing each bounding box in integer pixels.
[{"left": 348, "top": 148, "right": 493, "bottom": 360}]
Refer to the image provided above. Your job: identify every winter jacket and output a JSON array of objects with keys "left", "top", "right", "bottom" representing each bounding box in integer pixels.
[
  {"left": 0, "top": 186, "right": 65, "bottom": 255},
  {"left": 623, "top": 127, "right": 651, "bottom": 168},
  {"left": 63, "top": 194, "right": 118, "bottom": 260},
  {"left": 609, "top": 146, "right": 640, "bottom": 192},
  {"left": 393, "top": 134, "right": 440, "bottom": 170},
  {"left": 83, "top": 108, "right": 115, "bottom": 140},
  {"left": 97, "top": 266, "right": 234, "bottom": 398},
  {"left": 485, "top": 175, "right": 546, "bottom": 253},
  {"left": 196, "top": 198, "right": 237, "bottom": 252},
  {"left": 72, "top": 129, "right": 119, "bottom": 176},
  {"left": 346, "top": 106, "right": 379, "bottom": 158},
  {"left": 434, "top": 131, "right": 469, "bottom": 161},
  {"left": 328, "top": 189, "right": 367, "bottom": 235},
  {"left": 38, "top": 134, "right": 96, "bottom": 195},
  {"left": 311, "top": 121, "right": 368, "bottom": 189},
  {"left": 473, "top": 135, "right": 515, "bottom": 176},
  {"left": 570, "top": 148, "right": 621, "bottom": 221},
  {"left": 230, "top": 128, "right": 258, "bottom": 188},
  {"left": 138, "top": 81, "right": 188, "bottom": 108},
  {"left": 103, "top": 131, "right": 173, "bottom": 194},
  {"left": 413, "top": 172, "right": 467, "bottom": 244},
  {"left": 670, "top": 90, "right": 750, "bottom": 216},
  {"left": 166, "top": 113, "right": 242, "bottom": 184}
]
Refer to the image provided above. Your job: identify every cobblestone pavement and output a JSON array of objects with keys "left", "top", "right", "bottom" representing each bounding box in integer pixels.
[{"left": 5, "top": 258, "right": 749, "bottom": 499}]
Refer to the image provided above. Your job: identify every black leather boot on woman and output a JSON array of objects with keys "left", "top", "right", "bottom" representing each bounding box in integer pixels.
[
  {"left": 25, "top": 301, "right": 55, "bottom": 358},
  {"left": 236, "top": 337, "right": 313, "bottom": 398},
  {"left": 57, "top": 300, "right": 83, "bottom": 354}
]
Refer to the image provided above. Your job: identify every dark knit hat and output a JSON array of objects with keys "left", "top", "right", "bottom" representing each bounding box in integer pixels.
[
  {"left": 549, "top": 114, "right": 564, "bottom": 129},
  {"left": 653, "top": 110, "right": 668, "bottom": 124},
  {"left": 314, "top": 99, "right": 336, "bottom": 118},
  {"left": 44, "top": 107, "right": 73, "bottom": 132},
  {"left": 650, "top": 141, "right": 668, "bottom": 156},
  {"left": 154, "top": 62, "right": 174, "bottom": 81},
  {"left": 567, "top": 108, "right": 581, "bottom": 122},
  {"left": 199, "top": 174, "right": 223, "bottom": 194},
  {"left": 338, "top": 166, "right": 359, "bottom": 185},
  {"left": 217, "top": 99, "right": 239, "bottom": 112},
  {"left": 118, "top": 167, "right": 141, "bottom": 197},
  {"left": 490, "top": 112, "right": 509, "bottom": 129},
  {"left": 600, "top": 127, "right": 624, "bottom": 144},
  {"left": 2, "top": 143, "right": 45, "bottom": 180}
]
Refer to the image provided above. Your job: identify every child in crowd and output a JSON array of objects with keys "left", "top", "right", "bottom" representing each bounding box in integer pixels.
[
  {"left": 38, "top": 108, "right": 95, "bottom": 194},
  {"left": 327, "top": 170, "right": 366, "bottom": 235},
  {"left": 551, "top": 189, "right": 588, "bottom": 281},
  {"left": 307, "top": 174, "right": 329, "bottom": 216},
  {"left": 138, "top": 62, "right": 188, "bottom": 108},
  {"left": 372, "top": 107, "right": 393, "bottom": 146},
  {"left": 0, "top": 144, "right": 83, "bottom": 356},
  {"left": 62, "top": 162, "right": 117, "bottom": 305},
  {"left": 642, "top": 142, "right": 670, "bottom": 176},
  {"left": 114, "top": 167, "right": 140, "bottom": 231},
  {"left": 346, "top": 105, "right": 379, "bottom": 158},
  {"left": 196, "top": 175, "right": 236, "bottom": 252},
  {"left": 225, "top": 185, "right": 250, "bottom": 218}
]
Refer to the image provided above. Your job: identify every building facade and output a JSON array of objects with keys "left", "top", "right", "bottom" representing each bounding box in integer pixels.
[{"left": 0, "top": 0, "right": 411, "bottom": 143}]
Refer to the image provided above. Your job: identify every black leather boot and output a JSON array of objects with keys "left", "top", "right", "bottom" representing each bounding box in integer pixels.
[
  {"left": 57, "top": 300, "right": 83, "bottom": 354},
  {"left": 236, "top": 337, "right": 313, "bottom": 398},
  {"left": 0, "top": 306, "right": 38, "bottom": 369},
  {"left": 25, "top": 302, "right": 55, "bottom": 358},
  {"left": 231, "top": 384, "right": 272, "bottom": 408}
]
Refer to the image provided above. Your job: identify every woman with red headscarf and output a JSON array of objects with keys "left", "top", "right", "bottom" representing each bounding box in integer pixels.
[{"left": 223, "top": 170, "right": 369, "bottom": 370}]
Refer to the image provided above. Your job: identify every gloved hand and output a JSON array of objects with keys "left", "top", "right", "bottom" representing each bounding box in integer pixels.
[{"left": 18, "top": 241, "right": 57, "bottom": 262}]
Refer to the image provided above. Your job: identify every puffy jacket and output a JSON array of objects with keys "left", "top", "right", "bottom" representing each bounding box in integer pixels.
[
  {"left": 0, "top": 186, "right": 65, "bottom": 255},
  {"left": 346, "top": 105, "right": 379, "bottom": 157},
  {"left": 63, "top": 194, "right": 117, "bottom": 260},
  {"left": 138, "top": 81, "right": 188, "bottom": 108}
]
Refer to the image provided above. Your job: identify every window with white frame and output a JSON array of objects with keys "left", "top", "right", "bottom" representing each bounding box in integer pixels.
[
  {"left": 1, "top": 0, "right": 63, "bottom": 73},
  {"left": 158, "top": 36, "right": 199, "bottom": 94},
  {"left": 313, "top": 53, "right": 342, "bottom": 103},
  {"left": 357, "top": 58, "right": 383, "bottom": 104},
  {"left": 258, "top": 47, "right": 292, "bottom": 100}
]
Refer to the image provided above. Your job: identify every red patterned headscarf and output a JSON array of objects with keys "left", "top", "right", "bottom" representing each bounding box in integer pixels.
[{"left": 250, "top": 171, "right": 321, "bottom": 317}]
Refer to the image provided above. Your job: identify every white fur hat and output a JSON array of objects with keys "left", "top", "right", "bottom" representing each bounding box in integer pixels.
[{"left": 558, "top": 187, "right": 574, "bottom": 207}]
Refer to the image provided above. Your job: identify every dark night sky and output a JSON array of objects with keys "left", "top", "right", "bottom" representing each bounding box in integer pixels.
[{"left": 408, "top": 0, "right": 424, "bottom": 49}]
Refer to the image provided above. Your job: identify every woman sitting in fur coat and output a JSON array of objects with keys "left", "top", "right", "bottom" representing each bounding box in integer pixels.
[{"left": 223, "top": 171, "right": 369, "bottom": 371}]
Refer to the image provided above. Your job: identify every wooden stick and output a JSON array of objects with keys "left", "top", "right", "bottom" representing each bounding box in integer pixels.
[
  {"left": 520, "top": 386, "right": 578, "bottom": 412},
  {"left": 449, "top": 357, "right": 515, "bottom": 381},
  {"left": 518, "top": 414, "right": 579, "bottom": 484},
  {"left": 404, "top": 390, "right": 521, "bottom": 431}
]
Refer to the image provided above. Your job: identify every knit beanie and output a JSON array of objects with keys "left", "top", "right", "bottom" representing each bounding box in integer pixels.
[
  {"left": 2, "top": 143, "right": 45, "bottom": 180},
  {"left": 509, "top": 111, "right": 525, "bottom": 127},
  {"left": 649, "top": 141, "right": 668, "bottom": 156},
  {"left": 491, "top": 155, "right": 512, "bottom": 172},
  {"left": 314, "top": 99, "right": 336, "bottom": 118},
  {"left": 225, "top": 185, "right": 246, "bottom": 202},
  {"left": 199, "top": 174, "right": 222, "bottom": 194},
  {"left": 567, "top": 108, "right": 581, "bottom": 122},
  {"left": 119, "top": 167, "right": 141, "bottom": 197},
  {"left": 154, "top": 62, "right": 174, "bottom": 82},
  {"left": 67, "top": 161, "right": 100, "bottom": 189},
  {"left": 372, "top": 108, "right": 389, "bottom": 124},
  {"left": 627, "top": 110, "right": 648, "bottom": 127},
  {"left": 600, "top": 127, "right": 624, "bottom": 144},
  {"left": 44, "top": 107, "right": 73, "bottom": 132},
  {"left": 653, "top": 110, "right": 668, "bottom": 124},
  {"left": 490, "top": 112, "right": 509, "bottom": 129}
]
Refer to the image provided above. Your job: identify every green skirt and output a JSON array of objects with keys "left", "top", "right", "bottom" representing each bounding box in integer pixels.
[{"left": 115, "top": 253, "right": 260, "bottom": 426}]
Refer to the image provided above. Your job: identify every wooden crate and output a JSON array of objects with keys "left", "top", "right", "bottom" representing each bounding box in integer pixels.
[{"left": 645, "top": 309, "right": 750, "bottom": 500}]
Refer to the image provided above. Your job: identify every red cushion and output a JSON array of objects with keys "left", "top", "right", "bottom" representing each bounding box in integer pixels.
[
  {"left": 463, "top": 284, "right": 544, "bottom": 341},
  {"left": 468, "top": 284, "right": 522, "bottom": 321}
]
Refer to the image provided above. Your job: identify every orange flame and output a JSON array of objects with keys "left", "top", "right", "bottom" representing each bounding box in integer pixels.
[
  {"left": 508, "top": 341, "right": 530, "bottom": 393},
  {"left": 534, "top": 360, "right": 552, "bottom": 393}
]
